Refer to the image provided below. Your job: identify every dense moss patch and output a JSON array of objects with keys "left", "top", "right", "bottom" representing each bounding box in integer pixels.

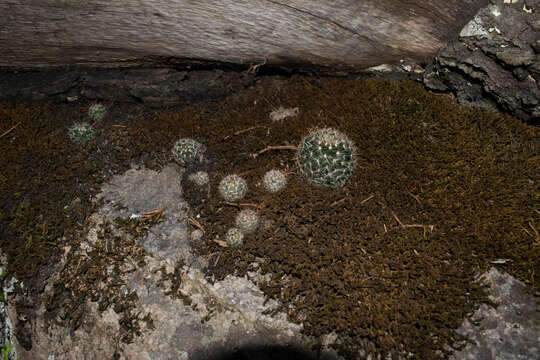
[
  {"left": 176, "top": 78, "right": 538, "bottom": 358},
  {"left": 0, "top": 76, "right": 537, "bottom": 358}
]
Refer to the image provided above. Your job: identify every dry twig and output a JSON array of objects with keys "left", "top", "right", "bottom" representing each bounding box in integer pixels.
[
  {"left": 391, "top": 211, "right": 434, "bottom": 234},
  {"left": 331, "top": 198, "right": 347, "bottom": 207},
  {"left": 224, "top": 201, "right": 260, "bottom": 209},
  {"left": 330, "top": 193, "right": 372, "bottom": 207},
  {"left": 407, "top": 191, "right": 421, "bottom": 204},
  {"left": 188, "top": 217, "right": 205, "bottom": 231},
  {"left": 142, "top": 207, "right": 167, "bottom": 222},
  {"left": 244, "top": 58, "right": 267, "bottom": 74},
  {"left": 529, "top": 220, "right": 539, "bottom": 246},
  {"left": 253, "top": 145, "right": 297, "bottom": 158},
  {"left": 360, "top": 194, "right": 375, "bottom": 204},
  {"left": 223, "top": 126, "right": 264, "bottom": 140},
  {"left": 0, "top": 121, "right": 21, "bottom": 138}
]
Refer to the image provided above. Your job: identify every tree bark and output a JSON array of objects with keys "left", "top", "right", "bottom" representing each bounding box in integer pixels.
[{"left": 0, "top": 0, "right": 487, "bottom": 71}]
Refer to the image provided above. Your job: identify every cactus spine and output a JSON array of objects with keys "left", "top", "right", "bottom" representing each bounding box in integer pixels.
[
  {"left": 263, "top": 169, "right": 287, "bottom": 193},
  {"left": 219, "top": 175, "right": 247, "bottom": 202},
  {"left": 68, "top": 122, "right": 94, "bottom": 145},
  {"left": 172, "top": 138, "right": 205, "bottom": 166},
  {"left": 296, "top": 128, "right": 356, "bottom": 188}
]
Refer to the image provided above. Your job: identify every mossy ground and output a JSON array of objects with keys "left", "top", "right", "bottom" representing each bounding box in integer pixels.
[{"left": 0, "top": 76, "right": 538, "bottom": 358}]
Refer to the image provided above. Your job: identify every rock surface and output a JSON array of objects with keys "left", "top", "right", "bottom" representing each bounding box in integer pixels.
[
  {"left": 6, "top": 165, "right": 327, "bottom": 360},
  {"left": 450, "top": 268, "right": 540, "bottom": 360},
  {"left": 2, "top": 165, "right": 538, "bottom": 360},
  {"left": 423, "top": 0, "right": 540, "bottom": 123},
  {"left": 0, "top": 68, "right": 255, "bottom": 106}
]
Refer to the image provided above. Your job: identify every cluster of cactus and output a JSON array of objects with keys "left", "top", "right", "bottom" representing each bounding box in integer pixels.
[
  {"left": 186, "top": 127, "right": 357, "bottom": 250},
  {"left": 172, "top": 138, "right": 205, "bottom": 166},
  {"left": 67, "top": 103, "right": 107, "bottom": 145},
  {"left": 296, "top": 127, "right": 356, "bottom": 188},
  {"left": 226, "top": 209, "right": 260, "bottom": 247},
  {"left": 88, "top": 103, "right": 106, "bottom": 121},
  {"left": 188, "top": 171, "right": 209, "bottom": 186},
  {"left": 219, "top": 175, "right": 247, "bottom": 202},
  {"left": 215, "top": 174, "right": 257, "bottom": 247},
  {"left": 263, "top": 169, "right": 287, "bottom": 193},
  {"left": 68, "top": 122, "right": 94, "bottom": 144}
]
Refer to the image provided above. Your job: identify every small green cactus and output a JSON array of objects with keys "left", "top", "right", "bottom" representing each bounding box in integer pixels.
[
  {"left": 226, "top": 227, "right": 244, "bottom": 247},
  {"left": 172, "top": 138, "right": 205, "bottom": 166},
  {"left": 188, "top": 171, "right": 209, "bottom": 186},
  {"left": 88, "top": 103, "right": 106, "bottom": 121},
  {"left": 297, "top": 127, "right": 356, "bottom": 188},
  {"left": 263, "top": 169, "right": 287, "bottom": 193},
  {"left": 235, "top": 209, "right": 259, "bottom": 234},
  {"left": 68, "top": 122, "right": 94, "bottom": 145},
  {"left": 219, "top": 175, "right": 247, "bottom": 202}
]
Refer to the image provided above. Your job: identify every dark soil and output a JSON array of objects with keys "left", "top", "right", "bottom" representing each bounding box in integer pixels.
[{"left": 0, "top": 75, "right": 538, "bottom": 359}]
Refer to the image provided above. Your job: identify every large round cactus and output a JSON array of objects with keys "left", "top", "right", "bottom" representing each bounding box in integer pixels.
[{"left": 296, "top": 128, "right": 356, "bottom": 188}]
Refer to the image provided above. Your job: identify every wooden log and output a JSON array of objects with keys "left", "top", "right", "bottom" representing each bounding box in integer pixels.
[{"left": 0, "top": 0, "right": 487, "bottom": 71}]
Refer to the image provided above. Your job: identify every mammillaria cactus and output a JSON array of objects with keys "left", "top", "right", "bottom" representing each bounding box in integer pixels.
[
  {"left": 88, "top": 103, "right": 106, "bottom": 121},
  {"left": 235, "top": 209, "right": 259, "bottom": 234},
  {"left": 296, "top": 128, "right": 356, "bottom": 188},
  {"left": 226, "top": 227, "right": 244, "bottom": 247},
  {"left": 188, "top": 171, "right": 209, "bottom": 186},
  {"left": 68, "top": 122, "right": 94, "bottom": 145},
  {"left": 219, "top": 175, "right": 247, "bottom": 202},
  {"left": 263, "top": 169, "right": 287, "bottom": 193},
  {"left": 172, "top": 138, "right": 205, "bottom": 166}
]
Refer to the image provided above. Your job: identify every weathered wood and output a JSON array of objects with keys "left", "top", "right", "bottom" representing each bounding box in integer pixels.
[{"left": 0, "top": 0, "right": 487, "bottom": 70}]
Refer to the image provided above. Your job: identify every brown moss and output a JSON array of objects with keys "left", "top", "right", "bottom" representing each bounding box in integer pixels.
[
  {"left": 177, "top": 77, "right": 538, "bottom": 358},
  {"left": 0, "top": 76, "right": 537, "bottom": 358}
]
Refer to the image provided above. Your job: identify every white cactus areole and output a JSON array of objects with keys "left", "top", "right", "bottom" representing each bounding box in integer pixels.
[{"left": 88, "top": 103, "right": 106, "bottom": 121}]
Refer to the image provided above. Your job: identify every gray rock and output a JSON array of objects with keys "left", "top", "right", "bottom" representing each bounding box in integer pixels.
[
  {"left": 494, "top": 46, "right": 535, "bottom": 67},
  {"left": 97, "top": 164, "right": 192, "bottom": 264},
  {"left": 460, "top": 15, "right": 490, "bottom": 38},
  {"left": 532, "top": 39, "right": 540, "bottom": 53},
  {"left": 513, "top": 67, "right": 529, "bottom": 81},
  {"left": 7, "top": 165, "right": 329, "bottom": 360},
  {"left": 450, "top": 268, "right": 540, "bottom": 360},
  {"left": 424, "top": 0, "right": 540, "bottom": 123},
  {"left": 0, "top": 68, "right": 254, "bottom": 106}
]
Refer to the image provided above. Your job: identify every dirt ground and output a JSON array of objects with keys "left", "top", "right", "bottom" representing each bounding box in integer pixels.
[{"left": 0, "top": 75, "right": 538, "bottom": 359}]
